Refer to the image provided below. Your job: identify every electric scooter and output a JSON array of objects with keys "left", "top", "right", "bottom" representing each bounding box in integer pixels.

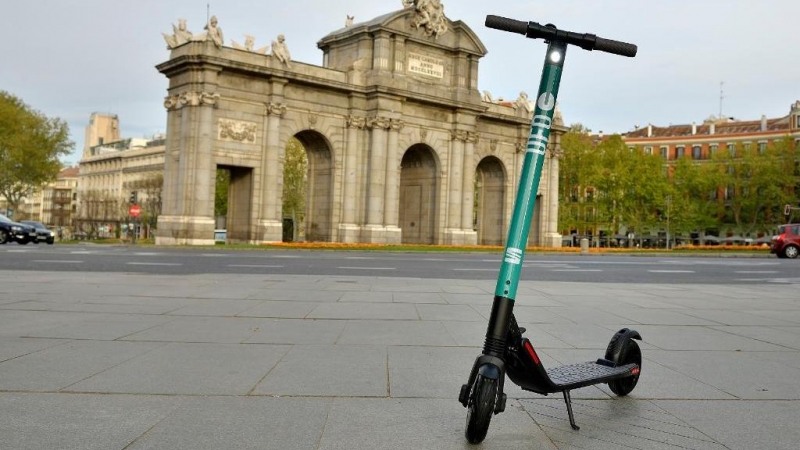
[{"left": 459, "top": 15, "right": 641, "bottom": 444}]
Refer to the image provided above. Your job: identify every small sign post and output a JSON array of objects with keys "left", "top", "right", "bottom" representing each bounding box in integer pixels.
[{"left": 129, "top": 205, "right": 141, "bottom": 244}]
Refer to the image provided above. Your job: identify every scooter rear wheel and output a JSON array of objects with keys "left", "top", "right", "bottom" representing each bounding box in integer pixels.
[
  {"left": 606, "top": 338, "right": 641, "bottom": 396},
  {"left": 465, "top": 374, "right": 497, "bottom": 444}
]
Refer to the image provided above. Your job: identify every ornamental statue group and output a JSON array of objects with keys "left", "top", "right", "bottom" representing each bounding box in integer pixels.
[
  {"left": 162, "top": 16, "right": 292, "bottom": 67},
  {"left": 163, "top": 1, "right": 450, "bottom": 63}
]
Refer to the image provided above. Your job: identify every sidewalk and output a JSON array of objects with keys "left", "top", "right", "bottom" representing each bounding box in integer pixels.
[{"left": 1, "top": 271, "right": 798, "bottom": 449}]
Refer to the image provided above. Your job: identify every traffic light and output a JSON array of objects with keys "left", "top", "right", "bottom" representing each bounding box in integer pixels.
[{"left": 129, "top": 191, "right": 138, "bottom": 204}]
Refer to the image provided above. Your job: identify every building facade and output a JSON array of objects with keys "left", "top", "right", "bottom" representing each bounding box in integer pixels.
[{"left": 624, "top": 101, "right": 800, "bottom": 162}]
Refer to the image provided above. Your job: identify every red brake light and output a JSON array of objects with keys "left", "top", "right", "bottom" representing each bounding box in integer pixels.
[
  {"left": 523, "top": 340, "right": 541, "bottom": 365},
  {"left": 631, "top": 367, "right": 640, "bottom": 375}
]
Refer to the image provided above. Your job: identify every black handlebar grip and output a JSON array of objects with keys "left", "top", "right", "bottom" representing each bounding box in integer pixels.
[
  {"left": 485, "top": 15, "right": 528, "bottom": 35},
  {"left": 594, "top": 37, "right": 638, "bottom": 57}
]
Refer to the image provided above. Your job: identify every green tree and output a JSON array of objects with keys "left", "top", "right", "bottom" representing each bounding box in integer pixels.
[
  {"left": 558, "top": 130, "right": 599, "bottom": 237},
  {"left": 214, "top": 169, "right": 230, "bottom": 217},
  {"left": 0, "top": 92, "right": 73, "bottom": 214},
  {"left": 282, "top": 138, "right": 307, "bottom": 240}
]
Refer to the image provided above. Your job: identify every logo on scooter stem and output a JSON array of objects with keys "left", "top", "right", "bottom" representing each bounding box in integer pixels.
[
  {"left": 504, "top": 247, "right": 523, "bottom": 265},
  {"left": 526, "top": 93, "right": 556, "bottom": 156}
]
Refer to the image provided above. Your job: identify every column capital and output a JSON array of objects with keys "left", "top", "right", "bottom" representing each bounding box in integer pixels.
[
  {"left": 515, "top": 141, "right": 527, "bottom": 154},
  {"left": 164, "top": 91, "right": 219, "bottom": 110},
  {"left": 451, "top": 130, "right": 469, "bottom": 142},
  {"left": 346, "top": 115, "right": 367, "bottom": 129},
  {"left": 367, "top": 116, "right": 391, "bottom": 130},
  {"left": 466, "top": 131, "right": 479, "bottom": 144},
  {"left": 265, "top": 102, "right": 287, "bottom": 116},
  {"left": 389, "top": 118, "right": 405, "bottom": 132}
]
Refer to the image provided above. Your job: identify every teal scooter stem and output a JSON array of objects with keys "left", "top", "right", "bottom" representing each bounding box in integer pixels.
[{"left": 460, "top": 15, "right": 640, "bottom": 444}]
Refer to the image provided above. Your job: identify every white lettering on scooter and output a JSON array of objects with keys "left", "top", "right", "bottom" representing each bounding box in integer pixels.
[
  {"left": 504, "top": 247, "right": 522, "bottom": 265},
  {"left": 527, "top": 92, "right": 556, "bottom": 156}
]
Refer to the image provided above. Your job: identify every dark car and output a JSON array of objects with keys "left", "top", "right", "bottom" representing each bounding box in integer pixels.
[
  {"left": 770, "top": 223, "right": 800, "bottom": 259},
  {"left": 0, "top": 213, "right": 37, "bottom": 245},
  {"left": 20, "top": 220, "right": 55, "bottom": 245}
]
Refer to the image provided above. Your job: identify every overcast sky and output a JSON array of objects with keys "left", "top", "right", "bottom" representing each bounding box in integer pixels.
[{"left": 2, "top": 0, "right": 798, "bottom": 166}]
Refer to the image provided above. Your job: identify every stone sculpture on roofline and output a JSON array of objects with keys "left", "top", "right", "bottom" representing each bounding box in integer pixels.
[
  {"left": 162, "top": 18, "right": 193, "bottom": 49},
  {"left": 231, "top": 35, "right": 268, "bottom": 54},
  {"left": 403, "top": 0, "right": 448, "bottom": 38}
]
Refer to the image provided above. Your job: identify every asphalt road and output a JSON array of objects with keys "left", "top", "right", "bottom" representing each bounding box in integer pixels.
[{"left": 1, "top": 243, "right": 797, "bottom": 284}]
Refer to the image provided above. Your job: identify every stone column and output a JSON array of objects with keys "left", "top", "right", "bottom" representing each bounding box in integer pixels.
[
  {"left": 338, "top": 115, "right": 365, "bottom": 242},
  {"left": 545, "top": 133, "right": 563, "bottom": 248},
  {"left": 156, "top": 90, "right": 220, "bottom": 246},
  {"left": 383, "top": 119, "right": 404, "bottom": 243},
  {"left": 257, "top": 100, "right": 287, "bottom": 243},
  {"left": 362, "top": 116, "right": 390, "bottom": 243},
  {"left": 444, "top": 131, "right": 465, "bottom": 245},
  {"left": 460, "top": 132, "right": 478, "bottom": 245}
]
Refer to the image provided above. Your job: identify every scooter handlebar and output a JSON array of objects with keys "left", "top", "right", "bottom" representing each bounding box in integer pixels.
[
  {"left": 485, "top": 15, "right": 528, "bottom": 35},
  {"left": 594, "top": 37, "right": 638, "bottom": 58},
  {"left": 485, "top": 15, "right": 637, "bottom": 58}
]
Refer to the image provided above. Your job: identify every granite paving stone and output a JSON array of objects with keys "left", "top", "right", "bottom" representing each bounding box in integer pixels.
[
  {"left": 125, "top": 396, "right": 331, "bottom": 450},
  {"left": 0, "top": 340, "right": 164, "bottom": 391},
  {"left": 66, "top": 342, "right": 288, "bottom": 395},
  {"left": 254, "top": 345, "right": 387, "bottom": 397},
  {"left": 0, "top": 393, "right": 181, "bottom": 450}
]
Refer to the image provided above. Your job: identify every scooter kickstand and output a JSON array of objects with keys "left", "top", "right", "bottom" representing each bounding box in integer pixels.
[{"left": 562, "top": 390, "right": 580, "bottom": 430}]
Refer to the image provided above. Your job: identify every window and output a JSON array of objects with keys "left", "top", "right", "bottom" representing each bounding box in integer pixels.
[
  {"left": 727, "top": 143, "right": 736, "bottom": 157},
  {"left": 660, "top": 146, "right": 668, "bottom": 159},
  {"left": 710, "top": 144, "right": 719, "bottom": 155},
  {"left": 744, "top": 142, "right": 751, "bottom": 151},
  {"left": 758, "top": 141, "right": 767, "bottom": 154},
  {"left": 586, "top": 188, "right": 595, "bottom": 202},
  {"left": 644, "top": 146, "right": 653, "bottom": 155},
  {"left": 692, "top": 145, "right": 702, "bottom": 160},
  {"left": 676, "top": 146, "right": 685, "bottom": 158}
]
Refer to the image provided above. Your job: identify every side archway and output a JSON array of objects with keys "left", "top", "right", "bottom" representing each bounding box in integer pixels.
[
  {"left": 399, "top": 144, "right": 439, "bottom": 244},
  {"left": 475, "top": 156, "right": 506, "bottom": 246}
]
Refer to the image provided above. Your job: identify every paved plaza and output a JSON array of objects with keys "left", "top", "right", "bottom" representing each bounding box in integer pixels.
[{"left": 1, "top": 270, "right": 799, "bottom": 449}]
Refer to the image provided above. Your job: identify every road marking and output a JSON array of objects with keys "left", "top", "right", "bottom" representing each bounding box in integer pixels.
[
  {"left": 31, "top": 260, "right": 83, "bottom": 264},
  {"left": 202, "top": 254, "right": 229, "bottom": 257},
  {"left": 7, "top": 250, "right": 30, "bottom": 253},
  {"left": 134, "top": 252, "right": 161, "bottom": 256},
  {"left": 346, "top": 256, "right": 376, "bottom": 260},
  {"left": 453, "top": 268, "right": 496, "bottom": 271},
  {"left": 338, "top": 266, "right": 395, "bottom": 270},
  {"left": 648, "top": 270, "right": 695, "bottom": 273},
  {"left": 735, "top": 271, "right": 778, "bottom": 274},
  {"left": 228, "top": 265, "right": 284, "bottom": 268},
  {"left": 127, "top": 262, "right": 182, "bottom": 266},
  {"left": 552, "top": 269, "right": 603, "bottom": 272},
  {"left": 271, "top": 255, "right": 302, "bottom": 259}
]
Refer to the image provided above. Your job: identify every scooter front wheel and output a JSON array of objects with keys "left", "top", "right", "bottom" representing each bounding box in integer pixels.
[{"left": 465, "top": 374, "right": 497, "bottom": 444}]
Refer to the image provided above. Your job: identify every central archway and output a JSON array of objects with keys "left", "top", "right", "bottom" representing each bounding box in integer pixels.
[
  {"left": 294, "top": 130, "right": 333, "bottom": 242},
  {"left": 399, "top": 144, "right": 439, "bottom": 244}
]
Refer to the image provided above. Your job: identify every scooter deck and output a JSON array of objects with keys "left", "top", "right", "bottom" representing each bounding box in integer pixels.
[{"left": 546, "top": 359, "right": 637, "bottom": 390}]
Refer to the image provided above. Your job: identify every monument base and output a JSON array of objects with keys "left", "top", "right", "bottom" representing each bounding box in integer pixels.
[
  {"left": 255, "top": 220, "right": 284, "bottom": 243},
  {"left": 543, "top": 232, "right": 563, "bottom": 248},
  {"left": 156, "top": 215, "right": 216, "bottom": 246},
  {"left": 443, "top": 229, "right": 478, "bottom": 246},
  {"left": 360, "top": 225, "right": 402, "bottom": 244},
  {"left": 337, "top": 224, "right": 362, "bottom": 243}
]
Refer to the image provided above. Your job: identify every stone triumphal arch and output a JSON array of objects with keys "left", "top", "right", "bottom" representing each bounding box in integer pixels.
[{"left": 155, "top": 4, "right": 565, "bottom": 246}]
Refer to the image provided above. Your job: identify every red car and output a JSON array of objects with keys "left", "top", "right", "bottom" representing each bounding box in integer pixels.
[{"left": 771, "top": 224, "right": 800, "bottom": 259}]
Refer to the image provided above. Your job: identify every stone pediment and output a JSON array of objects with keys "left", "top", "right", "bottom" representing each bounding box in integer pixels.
[{"left": 318, "top": 8, "right": 487, "bottom": 59}]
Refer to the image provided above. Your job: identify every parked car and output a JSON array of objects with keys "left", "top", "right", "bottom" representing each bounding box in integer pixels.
[
  {"left": 0, "top": 213, "right": 37, "bottom": 245},
  {"left": 770, "top": 223, "right": 800, "bottom": 259},
  {"left": 20, "top": 221, "right": 55, "bottom": 245}
]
